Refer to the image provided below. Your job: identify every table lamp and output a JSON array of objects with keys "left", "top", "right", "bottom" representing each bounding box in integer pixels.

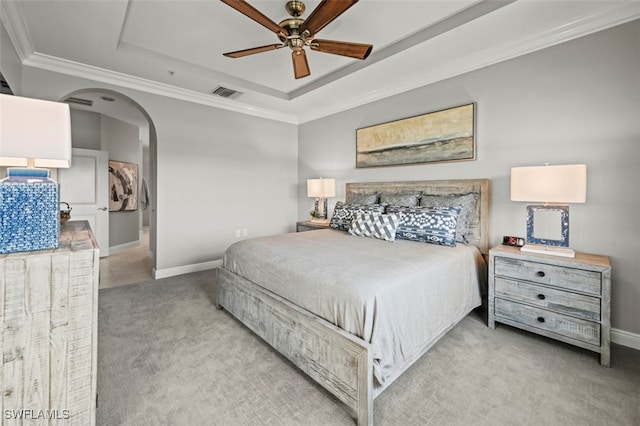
[
  {"left": 0, "top": 94, "right": 72, "bottom": 254},
  {"left": 510, "top": 164, "right": 586, "bottom": 258},
  {"left": 307, "top": 178, "right": 335, "bottom": 224}
]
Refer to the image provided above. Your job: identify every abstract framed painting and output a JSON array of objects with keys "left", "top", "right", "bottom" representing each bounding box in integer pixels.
[
  {"left": 356, "top": 103, "right": 476, "bottom": 168},
  {"left": 109, "top": 160, "right": 138, "bottom": 211}
]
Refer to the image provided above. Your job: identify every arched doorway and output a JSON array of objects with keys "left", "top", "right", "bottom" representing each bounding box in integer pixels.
[{"left": 59, "top": 89, "right": 157, "bottom": 287}]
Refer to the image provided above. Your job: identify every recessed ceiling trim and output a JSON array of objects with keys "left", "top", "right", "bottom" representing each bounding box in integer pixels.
[
  {"left": 290, "top": 0, "right": 516, "bottom": 100},
  {"left": 22, "top": 52, "right": 298, "bottom": 124}
]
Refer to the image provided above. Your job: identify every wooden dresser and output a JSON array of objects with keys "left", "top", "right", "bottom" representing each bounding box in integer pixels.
[
  {"left": 0, "top": 221, "right": 99, "bottom": 424},
  {"left": 488, "top": 245, "right": 611, "bottom": 366}
]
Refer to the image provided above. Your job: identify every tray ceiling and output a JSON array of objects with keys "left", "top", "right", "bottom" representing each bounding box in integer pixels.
[{"left": 2, "top": 0, "right": 639, "bottom": 123}]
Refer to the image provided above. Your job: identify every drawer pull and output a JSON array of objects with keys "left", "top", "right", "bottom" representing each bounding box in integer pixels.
[
  {"left": 537, "top": 271, "right": 546, "bottom": 278},
  {"left": 537, "top": 294, "right": 546, "bottom": 300},
  {"left": 537, "top": 317, "right": 545, "bottom": 323}
]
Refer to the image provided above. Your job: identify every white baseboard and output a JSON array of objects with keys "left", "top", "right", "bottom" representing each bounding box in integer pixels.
[
  {"left": 611, "top": 328, "right": 640, "bottom": 350},
  {"left": 153, "top": 259, "right": 222, "bottom": 280},
  {"left": 109, "top": 240, "right": 141, "bottom": 254}
]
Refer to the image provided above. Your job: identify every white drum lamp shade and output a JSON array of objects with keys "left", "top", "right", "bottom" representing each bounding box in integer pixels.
[
  {"left": 0, "top": 94, "right": 72, "bottom": 168},
  {"left": 307, "top": 178, "right": 336, "bottom": 198},
  {"left": 511, "top": 164, "right": 586, "bottom": 204}
]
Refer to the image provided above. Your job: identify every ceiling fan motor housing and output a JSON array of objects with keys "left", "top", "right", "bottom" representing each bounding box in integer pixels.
[{"left": 278, "top": 17, "right": 306, "bottom": 49}]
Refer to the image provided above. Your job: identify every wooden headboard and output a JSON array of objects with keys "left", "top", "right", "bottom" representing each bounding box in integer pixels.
[{"left": 345, "top": 179, "right": 491, "bottom": 254}]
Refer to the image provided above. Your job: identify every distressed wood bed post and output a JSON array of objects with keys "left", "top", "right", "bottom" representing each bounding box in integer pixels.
[
  {"left": 216, "top": 267, "right": 374, "bottom": 425},
  {"left": 358, "top": 350, "right": 373, "bottom": 426}
]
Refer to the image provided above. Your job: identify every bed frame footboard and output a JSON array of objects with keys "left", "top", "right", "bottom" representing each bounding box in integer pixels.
[{"left": 216, "top": 268, "right": 373, "bottom": 426}]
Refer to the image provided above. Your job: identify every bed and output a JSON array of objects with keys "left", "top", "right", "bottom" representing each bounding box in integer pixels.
[{"left": 216, "top": 179, "right": 490, "bottom": 425}]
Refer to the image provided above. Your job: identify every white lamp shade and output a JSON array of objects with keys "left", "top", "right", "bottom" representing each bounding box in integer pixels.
[
  {"left": 511, "top": 164, "right": 587, "bottom": 203},
  {"left": 0, "top": 94, "right": 72, "bottom": 168},
  {"left": 307, "top": 178, "right": 336, "bottom": 198}
]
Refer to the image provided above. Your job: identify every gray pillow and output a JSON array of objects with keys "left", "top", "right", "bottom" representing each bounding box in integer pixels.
[
  {"left": 419, "top": 193, "right": 479, "bottom": 243},
  {"left": 345, "top": 192, "right": 379, "bottom": 205},
  {"left": 379, "top": 192, "right": 421, "bottom": 207}
]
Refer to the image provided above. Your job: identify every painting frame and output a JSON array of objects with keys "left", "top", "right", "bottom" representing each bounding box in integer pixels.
[
  {"left": 109, "top": 160, "right": 138, "bottom": 212},
  {"left": 356, "top": 103, "right": 476, "bottom": 168}
]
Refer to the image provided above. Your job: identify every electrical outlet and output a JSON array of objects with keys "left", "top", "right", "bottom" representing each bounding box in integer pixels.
[
  {"left": 235, "top": 229, "right": 241, "bottom": 237},
  {"left": 242, "top": 229, "right": 248, "bottom": 237}
]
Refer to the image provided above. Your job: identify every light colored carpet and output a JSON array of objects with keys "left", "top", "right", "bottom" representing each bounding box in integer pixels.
[{"left": 97, "top": 270, "right": 640, "bottom": 425}]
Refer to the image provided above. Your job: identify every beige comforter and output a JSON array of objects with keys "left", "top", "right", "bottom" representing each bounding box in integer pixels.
[{"left": 222, "top": 229, "right": 484, "bottom": 387}]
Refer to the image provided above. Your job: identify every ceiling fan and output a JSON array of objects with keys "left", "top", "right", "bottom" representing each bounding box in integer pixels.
[{"left": 220, "top": 0, "right": 373, "bottom": 79}]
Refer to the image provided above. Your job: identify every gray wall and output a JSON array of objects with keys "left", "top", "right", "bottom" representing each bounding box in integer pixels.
[
  {"left": 102, "top": 115, "right": 141, "bottom": 247},
  {"left": 70, "top": 109, "right": 101, "bottom": 150},
  {"left": 298, "top": 21, "right": 640, "bottom": 335}
]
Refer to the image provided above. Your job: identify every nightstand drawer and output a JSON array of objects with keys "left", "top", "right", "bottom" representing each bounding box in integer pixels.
[
  {"left": 495, "top": 277, "right": 600, "bottom": 321},
  {"left": 494, "top": 257, "right": 601, "bottom": 296},
  {"left": 495, "top": 298, "right": 600, "bottom": 346}
]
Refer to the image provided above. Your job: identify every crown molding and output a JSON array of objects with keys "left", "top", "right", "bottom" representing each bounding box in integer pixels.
[
  {"left": 0, "top": 0, "right": 34, "bottom": 61},
  {"left": 23, "top": 53, "right": 298, "bottom": 124}
]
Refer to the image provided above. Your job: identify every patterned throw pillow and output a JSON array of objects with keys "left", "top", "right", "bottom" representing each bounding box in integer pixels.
[
  {"left": 329, "top": 202, "right": 386, "bottom": 231},
  {"left": 379, "top": 192, "right": 422, "bottom": 207},
  {"left": 419, "top": 193, "right": 479, "bottom": 243},
  {"left": 387, "top": 206, "right": 462, "bottom": 247},
  {"left": 348, "top": 213, "right": 400, "bottom": 242},
  {"left": 345, "top": 192, "right": 379, "bottom": 205}
]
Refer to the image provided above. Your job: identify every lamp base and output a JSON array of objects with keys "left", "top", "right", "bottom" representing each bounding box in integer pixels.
[
  {"left": 520, "top": 244, "right": 576, "bottom": 258},
  {"left": 0, "top": 168, "right": 59, "bottom": 254}
]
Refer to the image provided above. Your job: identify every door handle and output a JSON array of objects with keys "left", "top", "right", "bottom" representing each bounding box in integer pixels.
[{"left": 99, "top": 207, "right": 108, "bottom": 211}]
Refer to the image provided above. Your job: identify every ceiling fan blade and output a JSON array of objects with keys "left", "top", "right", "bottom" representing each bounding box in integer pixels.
[
  {"left": 220, "top": 0, "right": 286, "bottom": 37},
  {"left": 223, "top": 43, "right": 284, "bottom": 58},
  {"left": 299, "top": 0, "right": 358, "bottom": 36},
  {"left": 311, "top": 39, "right": 372, "bottom": 60},
  {"left": 292, "top": 50, "right": 310, "bottom": 79}
]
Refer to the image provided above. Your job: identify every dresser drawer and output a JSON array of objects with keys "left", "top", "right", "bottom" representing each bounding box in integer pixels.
[
  {"left": 495, "top": 277, "right": 600, "bottom": 321},
  {"left": 494, "top": 257, "right": 601, "bottom": 296},
  {"left": 495, "top": 298, "right": 600, "bottom": 346}
]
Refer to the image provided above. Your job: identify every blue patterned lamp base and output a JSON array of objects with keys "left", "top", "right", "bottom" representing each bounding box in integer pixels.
[{"left": 0, "top": 171, "right": 59, "bottom": 254}]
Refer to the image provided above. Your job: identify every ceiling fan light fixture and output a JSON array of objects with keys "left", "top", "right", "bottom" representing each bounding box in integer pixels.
[{"left": 290, "top": 38, "right": 304, "bottom": 49}]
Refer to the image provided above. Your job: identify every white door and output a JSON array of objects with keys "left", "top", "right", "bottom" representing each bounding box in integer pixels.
[{"left": 58, "top": 148, "right": 110, "bottom": 257}]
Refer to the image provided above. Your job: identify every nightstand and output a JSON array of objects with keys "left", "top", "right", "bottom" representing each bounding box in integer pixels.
[
  {"left": 296, "top": 220, "right": 330, "bottom": 232},
  {"left": 488, "top": 245, "right": 611, "bottom": 366}
]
